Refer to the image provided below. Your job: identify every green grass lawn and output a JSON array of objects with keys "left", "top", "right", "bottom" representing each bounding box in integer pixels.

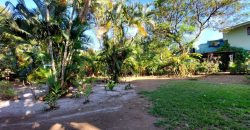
[{"left": 142, "top": 81, "right": 250, "bottom": 129}]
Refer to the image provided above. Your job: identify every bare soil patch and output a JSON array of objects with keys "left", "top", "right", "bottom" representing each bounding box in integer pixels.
[
  {"left": 0, "top": 84, "right": 160, "bottom": 130},
  {"left": 128, "top": 75, "right": 248, "bottom": 91},
  {"left": 199, "top": 75, "right": 249, "bottom": 84}
]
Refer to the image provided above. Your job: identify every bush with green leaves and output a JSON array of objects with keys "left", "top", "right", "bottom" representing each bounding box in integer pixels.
[
  {"left": 246, "top": 75, "right": 250, "bottom": 83},
  {"left": 229, "top": 62, "right": 248, "bottom": 74},
  {"left": 197, "top": 58, "right": 220, "bottom": 74},
  {"left": 74, "top": 78, "right": 95, "bottom": 103},
  {"left": 124, "top": 83, "right": 133, "bottom": 90},
  {"left": 218, "top": 42, "right": 250, "bottom": 73},
  {"left": 163, "top": 53, "right": 201, "bottom": 77},
  {"left": 105, "top": 80, "right": 117, "bottom": 91},
  {"left": 44, "top": 76, "right": 64, "bottom": 109},
  {"left": 84, "top": 77, "right": 97, "bottom": 85},
  {"left": 83, "top": 84, "right": 92, "bottom": 104},
  {"left": 27, "top": 68, "right": 51, "bottom": 84},
  {"left": 0, "top": 81, "right": 16, "bottom": 100}
]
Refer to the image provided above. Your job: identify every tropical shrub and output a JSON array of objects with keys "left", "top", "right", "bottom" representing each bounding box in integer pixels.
[
  {"left": 218, "top": 42, "right": 250, "bottom": 73},
  {"left": 163, "top": 53, "right": 201, "bottom": 77},
  {"left": 84, "top": 77, "right": 97, "bottom": 85},
  {"left": 229, "top": 62, "right": 248, "bottom": 74},
  {"left": 98, "top": 1, "right": 150, "bottom": 82},
  {"left": 1, "top": 0, "right": 96, "bottom": 90},
  {"left": 44, "top": 76, "right": 64, "bottom": 109},
  {"left": 0, "top": 81, "right": 16, "bottom": 100},
  {"left": 80, "top": 49, "right": 100, "bottom": 77},
  {"left": 27, "top": 68, "right": 51, "bottom": 84},
  {"left": 74, "top": 77, "right": 95, "bottom": 104},
  {"left": 246, "top": 75, "right": 250, "bottom": 83},
  {"left": 121, "top": 56, "right": 139, "bottom": 76},
  {"left": 82, "top": 84, "right": 92, "bottom": 104},
  {"left": 0, "top": 68, "right": 15, "bottom": 80},
  {"left": 105, "top": 80, "right": 117, "bottom": 91},
  {"left": 0, "top": 53, "right": 17, "bottom": 78},
  {"left": 124, "top": 83, "right": 133, "bottom": 90},
  {"left": 197, "top": 58, "right": 220, "bottom": 74}
]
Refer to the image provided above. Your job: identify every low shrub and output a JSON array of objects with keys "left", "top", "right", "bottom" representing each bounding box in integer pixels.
[
  {"left": 197, "top": 59, "right": 220, "bottom": 74},
  {"left": 105, "top": 80, "right": 116, "bottom": 91},
  {"left": 163, "top": 53, "right": 201, "bottom": 77},
  {"left": 246, "top": 76, "right": 250, "bottom": 80},
  {"left": 0, "top": 81, "right": 16, "bottom": 100},
  {"left": 229, "top": 62, "right": 248, "bottom": 74},
  {"left": 124, "top": 83, "right": 133, "bottom": 90},
  {"left": 27, "top": 68, "right": 51, "bottom": 84},
  {"left": 84, "top": 77, "right": 97, "bottom": 84},
  {"left": 74, "top": 78, "right": 94, "bottom": 104},
  {"left": 218, "top": 42, "right": 249, "bottom": 73},
  {"left": 83, "top": 84, "right": 92, "bottom": 104},
  {"left": 44, "top": 76, "right": 64, "bottom": 110}
]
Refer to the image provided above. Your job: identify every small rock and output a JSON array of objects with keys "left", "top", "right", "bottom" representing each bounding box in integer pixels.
[
  {"left": 68, "top": 87, "right": 74, "bottom": 93},
  {"left": 13, "top": 96, "right": 20, "bottom": 100},
  {"left": 39, "top": 96, "right": 45, "bottom": 101},
  {"left": 65, "top": 93, "right": 73, "bottom": 98}
]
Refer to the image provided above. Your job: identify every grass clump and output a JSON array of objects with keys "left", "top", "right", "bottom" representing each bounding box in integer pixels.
[{"left": 142, "top": 80, "right": 250, "bottom": 129}]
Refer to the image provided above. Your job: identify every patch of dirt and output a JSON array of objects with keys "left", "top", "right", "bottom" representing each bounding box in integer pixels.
[
  {"left": 0, "top": 96, "right": 159, "bottom": 130},
  {"left": 124, "top": 76, "right": 183, "bottom": 91},
  {"left": 129, "top": 75, "right": 249, "bottom": 91},
  {"left": 199, "top": 75, "right": 249, "bottom": 84},
  {"left": 0, "top": 84, "right": 161, "bottom": 130}
]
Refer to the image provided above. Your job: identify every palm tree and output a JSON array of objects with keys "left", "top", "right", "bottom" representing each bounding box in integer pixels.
[
  {"left": 98, "top": 1, "right": 151, "bottom": 82},
  {"left": 3, "top": 0, "right": 92, "bottom": 88}
]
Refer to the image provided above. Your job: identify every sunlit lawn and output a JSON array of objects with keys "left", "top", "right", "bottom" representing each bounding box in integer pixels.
[{"left": 142, "top": 81, "right": 250, "bottom": 129}]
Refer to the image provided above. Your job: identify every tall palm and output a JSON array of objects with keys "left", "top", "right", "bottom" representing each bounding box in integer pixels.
[{"left": 98, "top": 1, "right": 150, "bottom": 82}]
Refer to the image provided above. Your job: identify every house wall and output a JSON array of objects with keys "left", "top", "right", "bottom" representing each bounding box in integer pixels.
[{"left": 223, "top": 24, "right": 250, "bottom": 50}]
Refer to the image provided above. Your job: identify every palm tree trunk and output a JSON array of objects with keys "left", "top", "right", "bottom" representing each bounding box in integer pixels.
[
  {"left": 60, "top": 41, "right": 69, "bottom": 87},
  {"left": 48, "top": 39, "right": 57, "bottom": 81}
]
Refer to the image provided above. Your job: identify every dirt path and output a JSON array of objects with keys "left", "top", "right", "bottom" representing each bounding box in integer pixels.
[
  {"left": 199, "top": 75, "right": 249, "bottom": 84},
  {"left": 129, "top": 75, "right": 249, "bottom": 90},
  {"left": 0, "top": 75, "right": 247, "bottom": 130}
]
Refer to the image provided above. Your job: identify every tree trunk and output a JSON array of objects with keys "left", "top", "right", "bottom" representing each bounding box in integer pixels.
[
  {"left": 60, "top": 41, "right": 69, "bottom": 87},
  {"left": 48, "top": 39, "right": 57, "bottom": 81},
  {"left": 79, "top": 0, "right": 90, "bottom": 23},
  {"left": 112, "top": 73, "right": 119, "bottom": 83}
]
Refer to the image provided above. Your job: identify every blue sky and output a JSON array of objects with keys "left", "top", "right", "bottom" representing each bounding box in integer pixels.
[{"left": 0, "top": 0, "right": 226, "bottom": 49}]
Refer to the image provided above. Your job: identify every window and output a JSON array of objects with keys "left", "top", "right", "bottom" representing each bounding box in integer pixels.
[
  {"left": 247, "top": 27, "right": 250, "bottom": 35},
  {"left": 209, "top": 41, "right": 220, "bottom": 47},
  {"left": 212, "top": 42, "right": 219, "bottom": 47}
]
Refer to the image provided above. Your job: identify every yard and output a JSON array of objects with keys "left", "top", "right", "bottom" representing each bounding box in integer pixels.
[
  {"left": 0, "top": 0, "right": 250, "bottom": 130},
  {"left": 0, "top": 75, "right": 249, "bottom": 130},
  {"left": 142, "top": 80, "right": 250, "bottom": 129}
]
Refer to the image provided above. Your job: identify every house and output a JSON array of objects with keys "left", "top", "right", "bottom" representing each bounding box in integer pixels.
[
  {"left": 196, "top": 21, "right": 250, "bottom": 54},
  {"left": 194, "top": 21, "right": 250, "bottom": 71},
  {"left": 196, "top": 39, "right": 225, "bottom": 54},
  {"left": 223, "top": 21, "right": 250, "bottom": 51},
  {"left": 195, "top": 39, "right": 233, "bottom": 71}
]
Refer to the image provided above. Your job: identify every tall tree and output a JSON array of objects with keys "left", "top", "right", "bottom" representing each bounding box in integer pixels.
[
  {"left": 153, "top": 0, "right": 249, "bottom": 53},
  {"left": 98, "top": 1, "right": 149, "bottom": 82}
]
